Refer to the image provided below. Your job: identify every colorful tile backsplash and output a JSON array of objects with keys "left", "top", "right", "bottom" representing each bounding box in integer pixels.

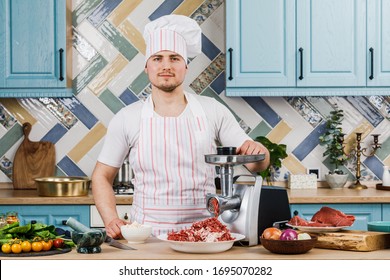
[{"left": 0, "top": 0, "right": 389, "bottom": 184}]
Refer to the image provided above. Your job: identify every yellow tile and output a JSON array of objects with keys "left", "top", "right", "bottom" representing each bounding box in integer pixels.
[
  {"left": 107, "top": 0, "right": 142, "bottom": 27},
  {"left": 68, "top": 123, "right": 107, "bottom": 163},
  {"left": 0, "top": 99, "right": 36, "bottom": 125},
  {"left": 343, "top": 120, "right": 373, "bottom": 155},
  {"left": 383, "top": 157, "right": 390, "bottom": 166},
  {"left": 118, "top": 19, "right": 146, "bottom": 54},
  {"left": 174, "top": 0, "right": 204, "bottom": 16},
  {"left": 88, "top": 54, "right": 128, "bottom": 95},
  {"left": 266, "top": 120, "right": 292, "bottom": 144},
  {"left": 282, "top": 155, "right": 307, "bottom": 174}
]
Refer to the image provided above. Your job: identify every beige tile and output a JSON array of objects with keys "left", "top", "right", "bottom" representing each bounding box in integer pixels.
[
  {"left": 108, "top": 0, "right": 142, "bottom": 27},
  {"left": 68, "top": 122, "right": 107, "bottom": 163},
  {"left": 343, "top": 120, "right": 373, "bottom": 155},
  {"left": 267, "top": 120, "right": 292, "bottom": 144},
  {"left": 282, "top": 155, "right": 307, "bottom": 175},
  {"left": 0, "top": 99, "right": 36, "bottom": 125},
  {"left": 118, "top": 19, "right": 146, "bottom": 54},
  {"left": 88, "top": 54, "right": 128, "bottom": 95},
  {"left": 174, "top": 0, "right": 204, "bottom": 16}
]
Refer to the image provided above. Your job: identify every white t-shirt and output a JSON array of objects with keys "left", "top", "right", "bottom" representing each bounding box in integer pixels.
[{"left": 97, "top": 93, "right": 251, "bottom": 168}]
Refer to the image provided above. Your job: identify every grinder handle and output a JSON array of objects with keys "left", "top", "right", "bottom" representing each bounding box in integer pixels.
[{"left": 233, "top": 174, "right": 263, "bottom": 188}]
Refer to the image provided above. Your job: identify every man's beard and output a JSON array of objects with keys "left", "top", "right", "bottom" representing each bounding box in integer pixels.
[{"left": 152, "top": 80, "right": 183, "bottom": 92}]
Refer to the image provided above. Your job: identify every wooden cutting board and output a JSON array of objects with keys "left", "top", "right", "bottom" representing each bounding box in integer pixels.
[
  {"left": 309, "top": 230, "right": 390, "bottom": 251},
  {"left": 12, "top": 122, "right": 56, "bottom": 190}
]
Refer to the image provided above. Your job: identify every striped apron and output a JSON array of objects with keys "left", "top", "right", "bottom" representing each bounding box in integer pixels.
[{"left": 129, "top": 93, "right": 215, "bottom": 236}]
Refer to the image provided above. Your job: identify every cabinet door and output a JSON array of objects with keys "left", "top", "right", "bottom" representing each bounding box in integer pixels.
[
  {"left": 382, "top": 204, "right": 390, "bottom": 220},
  {"left": 0, "top": 205, "right": 90, "bottom": 230},
  {"left": 297, "top": 0, "right": 366, "bottom": 87},
  {"left": 226, "top": 0, "right": 295, "bottom": 89},
  {"left": 0, "top": 0, "right": 66, "bottom": 88},
  {"left": 367, "top": 0, "right": 390, "bottom": 86},
  {"left": 290, "top": 204, "right": 382, "bottom": 231}
]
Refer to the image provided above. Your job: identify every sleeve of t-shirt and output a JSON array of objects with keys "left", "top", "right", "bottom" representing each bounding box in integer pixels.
[
  {"left": 97, "top": 104, "right": 141, "bottom": 168},
  {"left": 207, "top": 98, "right": 251, "bottom": 147}
]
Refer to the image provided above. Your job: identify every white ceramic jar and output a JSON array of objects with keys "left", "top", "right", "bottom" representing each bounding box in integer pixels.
[{"left": 382, "top": 166, "right": 390, "bottom": 186}]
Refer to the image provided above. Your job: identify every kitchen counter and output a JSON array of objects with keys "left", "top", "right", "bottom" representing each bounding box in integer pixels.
[
  {"left": 1, "top": 183, "right": 390, "bottom": 204},
  {"left": 0, "top": 238, "right": 389, "bottom": 260}
]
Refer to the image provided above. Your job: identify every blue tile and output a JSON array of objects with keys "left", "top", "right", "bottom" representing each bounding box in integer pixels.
[
  {"left": 60, "top": 97, "right": 98, "bottom": 130},
  {"left": 202, "top": 34, "right": 220, "bottom": 61},
  {"left": 346, "top": 96, "right": 384, "bottom": 127},
  {"left": 120, "top": 88, "right": 139, "bottom": 105},
  {"left": 293, "top": 121, "right": 327, "bottom": 161},
  {"left": 149, "top": 0, "right": 184, "bottom": 20},
  {"left": 41, "top": 124, "right": 67, "bottom": 144},
  {"left": 242, "top": 97, "right": 280, "bottom": 128},
  {"left": 363, "top": 156, "right": 382, "bottom": 179},
  {"left": 87, "top": 0, "right": 122, "bottom": 27},
  {"left": 58, "top": 156, "right": 87, "bottom": 177},
  {"left": 210, "top": 72, "right": 225, "bottom": 94}
]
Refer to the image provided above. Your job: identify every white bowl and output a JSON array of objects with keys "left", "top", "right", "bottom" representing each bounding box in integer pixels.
[{"left": 120, "top": 224, "right": 152, "bottom": 244}]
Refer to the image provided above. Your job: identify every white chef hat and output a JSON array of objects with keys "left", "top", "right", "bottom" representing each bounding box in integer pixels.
[{"left": 143, "top": 15, "right": 202, "bottom": 64}]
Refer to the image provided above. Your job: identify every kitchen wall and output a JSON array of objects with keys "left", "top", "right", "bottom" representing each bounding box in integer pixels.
[{"left": 0, "top": 0, "right": 389, "bottom": 186}]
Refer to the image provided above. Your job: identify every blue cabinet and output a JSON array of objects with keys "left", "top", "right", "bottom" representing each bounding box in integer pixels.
[
  {"left": 290, "top": 203, "right": 382, "bottom": 231},
  {"left": 0, "top": 0, "right": 72, "bottom": 97},
  {"left": 226, "top": 0, "right": 390, "bottom": 96},
  {"left": 0, "top": 205, "right": 90, "bottom": 230},
  {"left": 382, "top": 204, "right": 390, "bottom": 220}
]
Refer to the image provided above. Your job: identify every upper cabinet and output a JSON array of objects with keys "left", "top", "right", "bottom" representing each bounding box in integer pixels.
[
  {"left": 0, "top": 0, "right": 72, "bottom": 98},
  {"left": 226, "top": 0, "right": 390, "bottom": 96}
]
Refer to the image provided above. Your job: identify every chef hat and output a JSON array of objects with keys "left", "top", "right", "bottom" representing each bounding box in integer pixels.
[{"left": 143, "top": 15, "right": 202, "bottom": 64}]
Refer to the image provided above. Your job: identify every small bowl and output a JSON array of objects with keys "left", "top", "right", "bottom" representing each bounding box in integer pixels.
[
  {"left": 71, "top": 229, "right": 106, "bottom": 254},
  {"left": 260, "top": 236, "right": 317, "bottom": 254},
  {"left": 120, "top": 224, "right": 152, "bottom": 244},
  {"left": 367, "top": 221, "right": 390, "bottom": 232}
]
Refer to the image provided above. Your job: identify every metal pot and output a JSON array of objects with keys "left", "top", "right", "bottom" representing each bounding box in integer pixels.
[{"left": 35, "top": 176, "right": 90, "bottom": 197}]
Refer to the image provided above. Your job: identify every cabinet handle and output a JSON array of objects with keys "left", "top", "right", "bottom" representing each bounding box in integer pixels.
[
  {"left": 293, "top": 210, "right": 299, "bottom": 216},
  {"left": 369, "top": 47, "right": 374, "bottom": 80},
  {"left": 299, "top": 48, "right": 304, "bottom": 80},
  {"left": 228, "top": 48, "right": 233, "bottom": 81},
  {"left": 59, "top": 48, "right": 64, "bottom": 81},
  {"left": 62, "top": 220, "right": 67, "bottom": 225},
  {"left": 31, "top": 220, "right": 37, "bottom": 224},
  {"left": 123, "top": 213, "right": 129, "bottom": 220}
]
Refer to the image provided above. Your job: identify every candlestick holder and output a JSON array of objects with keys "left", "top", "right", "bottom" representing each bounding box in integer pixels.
[{"left": 345, "top": 133, "right": 381, "bottom": 190}]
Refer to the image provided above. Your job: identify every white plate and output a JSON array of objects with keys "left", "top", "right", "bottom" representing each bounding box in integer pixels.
[
  {"left": 286, "top": 223, "right": 349, "bottom": 232},
  {"left": 157, "top": 233, "right": 245, "bottom": 253}
]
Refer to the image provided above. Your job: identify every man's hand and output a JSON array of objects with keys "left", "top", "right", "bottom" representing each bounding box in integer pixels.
[
  {"left": 106, "top": 218, "right": 128, "bottom": 239},
  {"left": 237, "top": 140, "right": 271, "bottom": 172}
]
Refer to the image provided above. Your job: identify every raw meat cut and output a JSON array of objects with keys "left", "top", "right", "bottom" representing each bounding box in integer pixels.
[
  {"left": 288, "top": 206, "right": 355, "bottom": 227},
  {"left": 311, "top": 206, "right": 355, "bottom": 226}
]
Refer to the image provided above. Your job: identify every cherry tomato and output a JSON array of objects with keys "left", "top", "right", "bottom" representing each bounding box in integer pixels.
[
  {"left": 41, "top": 240, "right": 52, "bottom": 251},
  {"left": 31, "top": 241, "right": 43, "bottom": 252},
  {"left": 261, "top": 227, "right": 282, "bottom": 240},
  {"left": 1, "top": 243, "right": 11, "bottom": 254},
  {"left": 21, "top": 241, "right": 32, "bottom": 253},
  {"left": 11, "top": 243, "right": 22, "bottom": 254},
  {"left": 53, "top": 238, "right": 64, "bottom": 248}
]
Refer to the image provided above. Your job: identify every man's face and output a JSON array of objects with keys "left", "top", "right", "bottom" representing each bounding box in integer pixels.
[{"left": 145, "top": 51, "right": 187, "bottom": 92}]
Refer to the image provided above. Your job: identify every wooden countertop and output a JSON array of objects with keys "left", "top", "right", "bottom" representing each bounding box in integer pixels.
[
  {"left": 0, "top": 237, "right": 389, "bottom": 260},
  {"left": 1, "top": 183, "right": 390, "bottom": 205}
]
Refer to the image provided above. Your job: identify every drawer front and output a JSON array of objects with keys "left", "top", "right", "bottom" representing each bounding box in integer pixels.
[{"left": 90, "top": 205, "right": 131, "bottom": 227}]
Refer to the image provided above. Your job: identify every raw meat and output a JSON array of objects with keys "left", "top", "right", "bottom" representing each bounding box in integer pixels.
[
  {"left": 311, "top": 206, "right": 355, "bottom": 226},
  {"left": 288, "top": 206, "right": 355, "bottom": 227}
]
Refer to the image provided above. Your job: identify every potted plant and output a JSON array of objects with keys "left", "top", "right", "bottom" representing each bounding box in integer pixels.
[
  {"left": 255, "top": 136, "right": 287, "bottom": 185},
  {"left": 318, "top": 108, "right": 349, "bottom": 188}
]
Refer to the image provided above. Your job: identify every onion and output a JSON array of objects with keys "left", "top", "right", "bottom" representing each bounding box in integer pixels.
[
  {"left": 261, "top": 227, "right": 282, "bottom": 240},
  {"left": 280, "top": 229, "right": 298, "bottom": 240}
]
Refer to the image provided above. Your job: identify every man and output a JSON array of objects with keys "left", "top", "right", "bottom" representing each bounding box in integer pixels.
[{"left": 91, "top": 15, "right": 270, "bottom": 238}]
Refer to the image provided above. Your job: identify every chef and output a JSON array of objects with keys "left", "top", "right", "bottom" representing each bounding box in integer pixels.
[{"left": 91, "top": 14, "right": 270, "bottom": 238}]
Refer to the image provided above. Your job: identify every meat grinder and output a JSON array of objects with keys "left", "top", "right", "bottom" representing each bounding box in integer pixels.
[{"left": 205, "top": 147, "right": 291, "bottom": 246}]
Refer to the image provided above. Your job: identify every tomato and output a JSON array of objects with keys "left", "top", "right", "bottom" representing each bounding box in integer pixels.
[
  {"left": 11, "top": 243, "right": 22, "bottom": 254},
  {"left": 21, "top": 241, "right": 32, "bottom": 253},
  {"left": 53, "top": 238, "right": 64, "bottom": 248},
  {"left": 261, "top": 227, "right": 282, "bottom": 240},
  {"left": 31, "top": 241, "right": 43, "bottom": 252},
  {"left": 41, "top": 240, "right": 52, "bottom": 251},
  {"left": 1, "top": 243, "right": 11, "bottom": 254}
]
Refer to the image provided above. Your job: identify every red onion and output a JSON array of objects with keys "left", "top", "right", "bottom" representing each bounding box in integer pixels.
[{"left": 280, "top": 229, "right": 298, "bottom": 240}]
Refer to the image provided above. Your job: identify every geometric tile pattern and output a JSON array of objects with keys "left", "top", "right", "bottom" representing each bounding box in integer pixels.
[{"left": 1, "top": 0, "right": 390, "bottom": 185}]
